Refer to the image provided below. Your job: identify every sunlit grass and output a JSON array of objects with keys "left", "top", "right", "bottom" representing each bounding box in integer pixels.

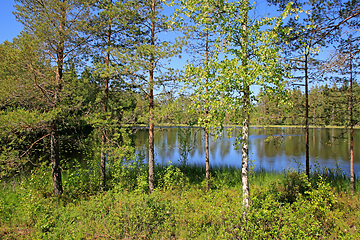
[{"left": 1, "top": 163, "right": 359, "bottom": 239}]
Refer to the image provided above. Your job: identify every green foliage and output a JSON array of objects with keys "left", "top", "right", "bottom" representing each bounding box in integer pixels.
[
  {"left": 158, "top": 163, "right": 187, "bottom": 190},
  {"left": 177, "top": 123, "right": 197, "bottom": 168},
  {"left": 0, "top": 186, "right": 21, "bottom": 223},
  {"left": 111, "top": 156, "right": 148, "bottom": 193},
  {"left": 1, "top": 166, "right": 360, "bottom": 239},
  {"left": 1, "top": 0, "right": 360, "bottom": 237},
  {"left": 177, "top": 0, "right": 293, "bottom": 133},
  {"left": 62, "top": 164, "right": 98, "bottom": 198},
  {"left": 212, "top": 166, "right": 242, "bottom": 189},
  {"left": 22, "top": 163, "right": 53, "bottom": 196},
  {"left": 265, "top": 171, "right": 311, "bottom": 203},
  {"left": 221, "top": 175, "right": 351, "bottom": 239}
]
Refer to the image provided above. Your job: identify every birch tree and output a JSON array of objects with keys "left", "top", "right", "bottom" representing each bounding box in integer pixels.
[
  {"left": 181, "top": 0, "right": 292, "bottom": 209},
  {"left": 174, "top": 0, "right": 222, "bottom": 191}
]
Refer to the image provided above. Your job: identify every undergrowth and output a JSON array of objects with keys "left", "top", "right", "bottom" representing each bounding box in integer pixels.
[{"left": 0, "top": 162, "right": 359, "bottom": 239}]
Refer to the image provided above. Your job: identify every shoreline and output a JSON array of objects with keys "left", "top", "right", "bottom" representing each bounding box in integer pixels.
[{"left": 131, "top": 124, "right": 360, "bottom": 129}]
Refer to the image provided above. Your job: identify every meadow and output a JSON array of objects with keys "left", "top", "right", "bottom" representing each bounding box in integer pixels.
[{"left": 1, "top": 162, "right": 359, "bottom": 239}]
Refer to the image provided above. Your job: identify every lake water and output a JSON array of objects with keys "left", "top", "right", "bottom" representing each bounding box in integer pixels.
[{"left": 133, "top": 127, "right": 360, "bottom": 176}]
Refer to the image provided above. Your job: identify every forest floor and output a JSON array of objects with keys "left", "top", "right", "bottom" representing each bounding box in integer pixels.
[{"left": 1, "top": 164, "right": 359, "bottom": 239}]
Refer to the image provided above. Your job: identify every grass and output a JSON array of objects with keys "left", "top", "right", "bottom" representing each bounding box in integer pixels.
[{"left": 0, "top": 163, "right": 359, "bottom": 239}]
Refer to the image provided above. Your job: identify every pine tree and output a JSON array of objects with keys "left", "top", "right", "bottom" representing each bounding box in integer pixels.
[
  {"left": 327, "top": 37, "right": 360, "bottom": 193},
  {"left": 130, "top": 0, "right": 183, "bottom": 193},
  {"left": 88, "top": 0, "right": 144, "bottom": 190},
  {"left": 0, "top": 33, "right": 54, "bottom": 178},
  {"left": 14, "top": 0, "right": 93, "bottom": 195},
  {"left": 268, "top": 0, "right": 340, "bottom": 176}
]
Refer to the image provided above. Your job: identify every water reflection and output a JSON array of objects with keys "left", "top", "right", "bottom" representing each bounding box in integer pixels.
[{"left": 133, "top": 127, "right": 360, "bottom": 176}]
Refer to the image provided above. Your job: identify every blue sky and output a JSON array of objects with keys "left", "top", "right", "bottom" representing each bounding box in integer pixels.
[
  {"left": 0, "top": 0, "right": 277, "bottom": 44},
  {"left": 0, "top": 0, "right": 329, "bottom": 95},
  {"left": 0, "top": 1, "right": 23, "bottom": 43},
  {"left": 0, "top": 0, "right": 305, "bottom": 97}
]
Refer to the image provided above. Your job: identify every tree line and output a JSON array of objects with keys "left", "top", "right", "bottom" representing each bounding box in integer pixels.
[
  {"left": 252, "top": 83, "right": 360, "bottom": 126},
  {"left": 0, "top": 0, "right": 359, "bottom": 207},
  {"left": 155, "top": 82, "right": 360, "bottom": 127}
]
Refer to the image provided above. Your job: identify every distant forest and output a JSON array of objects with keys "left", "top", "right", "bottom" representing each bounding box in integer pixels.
[{"left": 153, "top": 82, "right": 360, "bottom": 127}]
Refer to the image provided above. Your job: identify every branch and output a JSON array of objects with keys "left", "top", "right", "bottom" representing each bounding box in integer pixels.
[
  {"left": 26, "top": 63, "right": 55, "bottom": 106},
  {"left": 312, "top": 7, "right": 360, "bottom": 46},
  {"left": 20, "top": 133, "right": 51, "bottom": 165}
]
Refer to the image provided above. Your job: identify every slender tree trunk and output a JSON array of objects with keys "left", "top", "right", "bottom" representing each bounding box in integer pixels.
[
  {"left": 100, "top": 131, "right": 106, "bottom": 190},
  {"left": 205, "top": 31, "right": 210, "bottom": 191},
  {"left": 205, "top": 129, "right": 209, "bottom": 189},
  {"left": 305, "top": 53, "right": 310, "bottom": 177},
  {"left": 313, "top": 108, "right": 316, "bottom": 126},
  {"left": 349, "top": 50, "right": 355, "bottom": 194},
  {"left": 241, "top": 0, "right": 250, "bottom": 210},
  {"left": 51, "top": 123, "right": 63, "bottom": 195},
  {"left": 100, "top": 0, "right": 112, "bottom": 191},
  {"left": 51, "top": 62, "right": 63, "bottom": 195},
  {"left": 148, "top": 100, "right": 154, "bottom": 193},
  {"left": 51, "top": 0, "right": 65, "bottom": 195},
  {"left": 148, "top": 0, "right": 156, "bottom": 193},
  {"left": 242, "top": 91, "right": 250, "bottom": 209}
]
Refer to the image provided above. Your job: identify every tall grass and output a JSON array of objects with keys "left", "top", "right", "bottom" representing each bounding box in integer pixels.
[{"left": 1, "top": 162, "right": 359, "bottom": 239}]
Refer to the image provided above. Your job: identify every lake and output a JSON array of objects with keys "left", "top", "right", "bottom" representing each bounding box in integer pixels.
[{"left": 133, "top": 127, "right": 360, "bottom": 176}]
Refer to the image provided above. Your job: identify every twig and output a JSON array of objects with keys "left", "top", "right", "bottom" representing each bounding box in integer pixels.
[
  {"left": 101, "top": 211, "right": 116, "bottom": 239},
  {"left": 20, "top": 133, "right": 51, "bottom": 160}
]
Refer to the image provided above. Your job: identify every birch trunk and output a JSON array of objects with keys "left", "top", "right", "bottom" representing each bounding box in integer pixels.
[
  {"left": 242, "top": 95, "right": 250, "bottom": 209},
  {"left": 241, "top": 0, "right": 250, "bottom": 210},
  {"left": 148, "top": 0, "right": 156, "bottom": 193}
]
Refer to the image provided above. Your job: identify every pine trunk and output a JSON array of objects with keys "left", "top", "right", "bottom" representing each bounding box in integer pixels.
[
  {"left": 51, "top": 0, "right": 65, "bottom": 195},
  {"left": 305, "top": 53, "right": 310, "bottom": 177},
  {"left": 349, "top": 50, "right": 355, "bottom": 194},
  {"left": 205, "top": 31, "right": 210, "bottom": 191},
  {"left": 100, "top": 2, "right": 112, "bottom": 191},
  {"left": 51, "top": 123, "right": 63, "bottom": 195},
  {"left": 100, "top": 131, "right": 106, "bottom": 190}
]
